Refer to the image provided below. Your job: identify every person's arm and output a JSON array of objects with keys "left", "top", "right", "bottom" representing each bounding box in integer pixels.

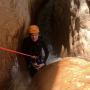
[
  {"left": 41, "top": 40, "right": 49, "bottom": 64},
  {"left": 35, "top": 40, "right": 49, "bottom": 70}
]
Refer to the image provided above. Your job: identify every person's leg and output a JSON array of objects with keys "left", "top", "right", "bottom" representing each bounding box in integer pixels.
[{"left": 29, "top": 65, "right": 38, "bottom": 77}]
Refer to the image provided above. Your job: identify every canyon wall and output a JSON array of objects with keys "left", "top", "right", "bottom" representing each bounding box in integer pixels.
[
  {"left": 32, "top": 0, "right": 90, "bottom": 57},
  {"left": 0, "top": 0, "right": 30, "bottom": 89}
]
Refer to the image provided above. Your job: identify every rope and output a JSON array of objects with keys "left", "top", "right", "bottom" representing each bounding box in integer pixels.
[{"left": 0, "top": 46, "right": 32, "bottom": 57}]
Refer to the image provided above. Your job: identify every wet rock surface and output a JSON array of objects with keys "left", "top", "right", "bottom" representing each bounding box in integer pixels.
[{"left": 29, "top": 57, "right": 90, "bottom": 90}]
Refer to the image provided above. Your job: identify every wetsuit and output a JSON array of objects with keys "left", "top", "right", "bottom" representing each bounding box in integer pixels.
[{"left": 22, "top": 36, "right": 49, "bottom": 76}]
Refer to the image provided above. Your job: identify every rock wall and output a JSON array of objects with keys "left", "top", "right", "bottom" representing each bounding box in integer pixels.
[
  {"left": 29, "top": 57, "right": 90, "bottom": 90},
  {"left": 0, "top": 0, "right": 30, "bottom": 89},
  {"left": 31, "top": 0, "right": 90, "bottom": 58},
  {"left": 70, "top": 0, "right": 90, "bottom": 57}
]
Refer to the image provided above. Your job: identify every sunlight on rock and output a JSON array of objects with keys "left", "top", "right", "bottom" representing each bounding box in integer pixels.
[{"left": 30, "top": 57, "right": 90, "bottom": 90}]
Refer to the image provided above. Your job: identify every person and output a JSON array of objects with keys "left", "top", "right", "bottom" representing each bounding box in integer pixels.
[{"left": 22, "top": 25, "right": 49, "bottom": 77}]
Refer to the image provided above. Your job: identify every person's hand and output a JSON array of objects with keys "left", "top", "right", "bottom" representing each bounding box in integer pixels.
[
  {"left": 31, "top": 56, "right": 38, "bottom": 59},
  {"left": 32, "top": 62, "right": 39, "bottom": 68},
  {"left": 36, "top": 63, "right": 45, "bottom": 70}
]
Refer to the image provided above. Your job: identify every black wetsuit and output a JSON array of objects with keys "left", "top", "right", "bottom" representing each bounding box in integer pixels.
[{"left": 22, "top": 36, "right": 49, "bottom": 76}]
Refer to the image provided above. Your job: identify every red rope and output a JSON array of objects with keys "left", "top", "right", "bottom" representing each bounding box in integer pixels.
[{"left": 0, "top": 47, "right": 32, "bottom": 57}]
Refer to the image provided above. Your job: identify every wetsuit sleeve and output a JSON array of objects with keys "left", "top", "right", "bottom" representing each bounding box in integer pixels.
[{"left": 41, "top": 40, "right": 49, "bottom": 64}]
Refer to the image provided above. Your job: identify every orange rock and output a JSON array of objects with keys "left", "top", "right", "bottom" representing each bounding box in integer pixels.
[{"left": 30, "top": 57, "right": 90, "bottom": 90}]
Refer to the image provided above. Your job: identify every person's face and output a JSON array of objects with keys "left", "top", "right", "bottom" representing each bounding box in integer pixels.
[{"left": 30, "top": 33, "right": 39, "bottom": 42}]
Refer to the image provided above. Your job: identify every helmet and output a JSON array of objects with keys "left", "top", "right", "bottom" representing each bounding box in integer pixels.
[{"left": 28, "top": 25, "right": 40, "bottom": 34}]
